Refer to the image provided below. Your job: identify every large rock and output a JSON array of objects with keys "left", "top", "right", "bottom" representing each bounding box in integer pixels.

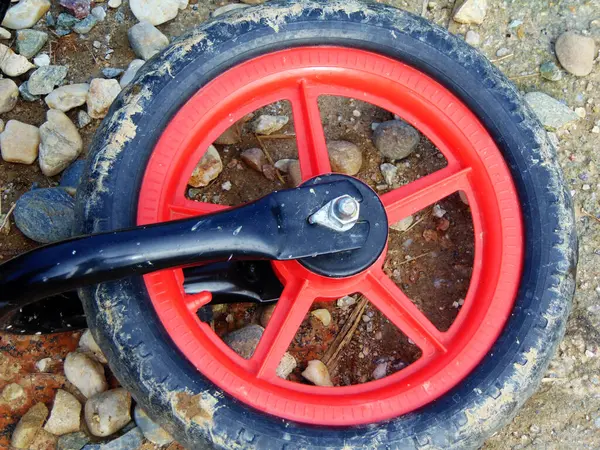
[
  {"left": 0, "top": 44, "right": 35, "bottom": 76},
  {"left": 45, "top": 84, "right": 90, "bottom": 112},
  {"left": 64, "top": 351, "right": 108, "bottom": 398},
  {"left": 372, "top": 120, "right": 420, "bottom": 161},
  {"left": 453, "top": 0, "right": 487, "bottom": 24},
  {"left": 39, "top": 109, "right": 83, "bottom": 176},
  {"left": 327, "top": 140, "right": 362, "bottom": 175},
  {"left": 44, "top": 389, "right": 82, "bottom": 435},
  {"left": 129, "top": 0, "right": 180, "bottom": 25},
  {"left": 128, "top": 21, "right": 169, "bottom": 60},
  {"left": 133, "top": 406, "right": 173, "bottom": 446},
  {"left": 86, "top": 78, "right": 121, "bottom": 119},
  {"left": 189, "top": 145, "right": 223, "bottom": 187},
  {"left": 1, "top": 0, "right": 51, "bottom": 30},
  {"left": 10, "top": 403, "right": 49, "bottom": 449},
  {"left": 28, "top": 65, "right": 69, "bottom": 96},
  {"left": 119, "top": 59, "right": 144, "bottom": 88},
  {"left": 555, "top": 32, "right": 596, "bottom": 77},
  {"left": 16, "top": 29, "right": 48, "bottom": 58},
  {"left": 524, "top": 92, "right": 580, "bottom": 129},
  {"left": 0, "top": 78, "right": 18, "bottom": 113},
  {"left": 14, "top": 188, "right": 75, "bottom": 243},
  {"left": 84, "top": 388, "right": 132, "bottom": 437},
  {"left": 0, "top": 120, "right": 40, "bottom": 164}
]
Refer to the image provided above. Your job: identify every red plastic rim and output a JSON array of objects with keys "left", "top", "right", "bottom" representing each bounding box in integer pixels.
[{"left": 138, "top": 47, "right": 523, "bottom": 425}]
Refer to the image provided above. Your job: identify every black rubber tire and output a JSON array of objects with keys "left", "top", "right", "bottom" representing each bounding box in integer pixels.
[{"left": 76, "top": 1, "right": 577, "bottom": 448}]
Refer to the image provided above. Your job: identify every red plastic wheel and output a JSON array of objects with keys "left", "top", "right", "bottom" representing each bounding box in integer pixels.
[{"left": 137, "top": 47, "right": 523, "bottom": 426}]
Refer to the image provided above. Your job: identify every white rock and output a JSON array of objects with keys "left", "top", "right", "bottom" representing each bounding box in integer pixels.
[
  {"left": 0, "top": 27, "right": 11, "bottom": 39},
  {"left": 380, "top": 162, "right": 397, "bottom": 186},
  {"left": 45, "top": 84, "right": 89, "bottom": 112},
  {"left": 212, "top": 3, "right": 250, "bottom": 17},
  {"left": 129, "top": 0, "right": 180, "bottom": 26},
  {"left": 432, "top": 204, "right": 447, "bottom": 218},
  {"left": 64, "top": 351, "right": 108, "bottom": 398},
  {"left": 311, "top": 309, "right": 332, "bottom": 327},
  {"left": 33, "top": 52, "right": 50, "bottom": 66},
  {"left": 44, "top": 389, "right": 81, "bottom": 436},
  {"left": 1, "top": 0, "right": 51, "bottom": 30},
  {"left": 177, "top": 0, "right": 188, "bottom": 9},
  {"left": 108, "top": 0, "right": 122, "bottom": 7},
  {"left": 84, "top": 388, "right": 132, "bottom": 437},
  {"left": 0, "top": 120, "right": 40, "bottom": 165},
  {"left": 276, "top": 352, "right": 297, "bottom": 379},
  {"left": 372, "top": 362, "right": 388, "bottom": 380},
  {"left": 119, "top": 59, "right": 145, "bottom": 88},
  {"left": 301, "top": 360, "right": 333, "bottom": 387},
  {"left": 39, "top": 109, "right": 83, "bottom": 176},
  {"left": 0, "top": 79, "right": 19, "bottom": 113},
  {"left": 91, "top": 6, "right": 106, "bottom": 21},
  {"left": 0, "top": 44, "right": 35, "bottom": 76},
  {"left": 188, "top": 145, "right": 223, "bottom": 187},
  {"left": 337, "top": 295, "right": 356, "bottom": 309},
  {"left": 86, "top": 78, "right": 121, "bottom": 119},
  {"left": 465, "top": 30, "right": 480, "bottom": 46},
  {"left": 253, "top": 114, "right": 289, "bottom": 135},
  {"left": 35, "top": 358, "right": 52, "bottom": 372},
  {"left": 78, "top": 329, "right": 108, "bottom": 364},
  {"left": 128, "top": 21, "right": 169, "bottom": 60},
  {"left": 390, "top": 215, "right": 414, "bottom": 232},
  {"left": 453, "top": 0, "right": 487, "bottom": 25}
]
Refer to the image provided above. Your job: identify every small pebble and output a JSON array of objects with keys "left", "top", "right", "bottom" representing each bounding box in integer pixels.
[
  {"left": 84, "top": 389, "right": 132, "bottom": 437},
  {"left": 0, "top": 79, "right": 19, "bottom": 114},
  {"left": 87, "top": 78, "right": 121, "bottom": 119},
  {"left": 311, "top": 309, "right": 332, "bottom": 327},
  {"left": 496, "top": 47, "right": 511, "bottom": 57},
  {"left": 380, "top": 162, "right": 397, "bottom": 186},
  {"left": 453, "top": 0, "right": 488, "bottom": 25},
  {"left": 34, "top": 53, "right": 50, "bottom": 66},
  {"left": 241, "top": 147, "right": 267, "bottom": 172},
  {"left": 465, "top": 30, "right": 480, "bottom": 46},
  {"left": 108, "top": 0, "right": 122, "bottom": 7},
  {"left": 129, "top": 0, "right": 180, "bottom": 26},
  {"left": 223, "top": 324, "right": 264, "bottom": 359},
  {"left": 540, "top": 61, "right": 563, "bottom": 81},
  {"left": 373, "top": 120, "right": 420, "bottom": 161},
  {"left": 73, "top": 14, "right": 99, "bottom": 34},
  {"left": 301, "top": 360, "right": 333, "bottom": 387},
  {"left": 253, "top": 114, "right": 289, "bottom": 135},
  {"left": 119, "top": 59, "right": 145, "bottom": 88},
  {"left": 221, "top": 180, "right": 232, "bottom": 191},
  {"left": 524, "top": 92, "right": 579, "bottom": 129},
  {"left": 45, "top": 84, "right": 90, "bottom": 112},
  {"left": 64, "top": 351, "right": 108, "bottom": 398},
  {"left": 188, "top": 145, "right": 223, "bottom": 187},
  {"left": 555, "top": 32, "right": 596, "bottom": 77},
  {"left": 102, "top": 67, "right": 125, "bottom": 79},
  {"left": 372, "top": 362, "right": 388, "bottom": 380},
  {"left": 91, "top": 6, "right": 106, "bottom": 21},
  {"left": 77, "top": 110, "right": 92, "bottom": 128},
  {"left": 128, "top": 21, "right": 169, "bottom": 60},
  {"left": 328, "top": 140, "right": 362, "bottom": 175},
  {"left": 337, "top": 295, "right": 356, "bottom": 309},
  {"left": 0, "top": 120, "right": 40, "bottom": 164}
]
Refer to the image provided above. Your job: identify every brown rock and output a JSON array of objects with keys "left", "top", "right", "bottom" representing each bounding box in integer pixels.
[
  {"left": 262, "top": 164, "right": 277, "bottom": 181},
  {"left": 240, "top": 147, "right": 266, "bottom": 172},
  {"left": 214, "top": 120, "right": 243, "bottom": 145},
  {"left": 29, "top": 428, "right": 58, "bottom": 450},
  {"left": 328, "top": 140, "right": 362, "bottom": 175},
  {"left": 189, "top": 145, "right": 223, "bottom": 188},
  {"left": 287, "top": 159, "right": 302, "bottom": 187},
  {"left": 11, "top": 403, "right": 49, "bottom": 449}
]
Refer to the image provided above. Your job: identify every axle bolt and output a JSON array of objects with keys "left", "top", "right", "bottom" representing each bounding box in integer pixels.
[{"left": 334, "top": 196, "right": 359, "bottom": 220}]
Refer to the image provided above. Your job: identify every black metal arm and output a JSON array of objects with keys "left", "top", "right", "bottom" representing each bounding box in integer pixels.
[{"left": 0, "top": 179, "right": 369, "bottom": 317}]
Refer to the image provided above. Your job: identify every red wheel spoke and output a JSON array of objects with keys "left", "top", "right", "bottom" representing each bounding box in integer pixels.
[
  {"left": 168, "top": 199, "right": 228, "bottom": 220},
  {"left": 291, "top": 79, "right": 331, "bottom": 179},
  {"left": 381, "top": 167, "right": 472, "bottom": 225},
  {"left": 365, "top": 268, "right": 447, "bottom": 356},
  {"left": 251, "top": 280, "right": 314, "bottom": 380}
]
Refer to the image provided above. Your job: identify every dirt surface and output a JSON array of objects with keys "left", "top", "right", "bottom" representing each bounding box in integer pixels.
[{"left": 0, "top": 0, "right": 599, "bottom": 449}]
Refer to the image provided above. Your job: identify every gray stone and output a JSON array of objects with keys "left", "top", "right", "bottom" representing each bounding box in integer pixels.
[
  {"left": 524, "top": 92, "right": 579, "bottom": 129},
  {"left": 77, "top": 110, "right": 92, "bottom": 128},
  {"left": 84, "top": 388, "right": 132, "bottom": 437},
  {"left": 14, "top": 188, "right": 74, "bottom": 244},
  {"left": 39, "top": 109, "right": 83, "bottom": 176},
  {"left": 16, "top": 29, "right": 48, "bottom": 58},
  {"left": 1, "top": 0, "right": 51, "bottom": 30},
  {"left": 540, "top": 61, "right": 563, "bottom": 81},
  {"left": 28, "top": 65, "right": 68, "bottom": 95},
  {"left": 465, "top": 30, "right": 480, "bottom": 46},
  {"left": 56, "top": 12, "right": 80, "bottom": 30},
  {"left": 46, "top": 12, "right": 56, "bottom": 27},
  {"left": 555, "top": 32, "right": 596, "bottom": 77},
  {"left": 102, "top": 67, "right": 124, "bottom": 79},
  {"left": 0, "top": 78, "right": 18, "bottom": 113},
  {"left": 223, "top": 324, "right": 264, "bottom": 359},
  {"left": 134, "top": 406, "right": 173, "bottom": 446},
  {"left": 57, "top": 431, "right": 90, "bottom": 450},
  {"left": 253, "top": 114, "right": 288, "bottom": 135},
  {"left": 129, "top": 0, "right": 180, "bottom": 25},
  {"left": 380, "top": 163, "right": 398, "bottom": 186},
  {"left": 212, "top": 3, "right": 250, "bottom": 17},
  {"left": 128, "top": 21, "right": 169, "bottom": 60},
  {"left": 19, "top": 81, "right": 40, "bottom": 102},
  {"left": 73, "top": 14, "right": 99, "bottom": 34},
  {"left": 328, "top": 140, "right": 363, "bottom": 175},
  {"left": 372, "top": 120, "right": 420, "bottom": 161},
  {"left": 119, "top": 59, "right": 144, "bottom": 87}
]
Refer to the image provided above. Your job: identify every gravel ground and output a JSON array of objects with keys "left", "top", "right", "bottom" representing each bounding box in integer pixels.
[{"left": 0, "top": 0, "right": 599, "bottom": 448}]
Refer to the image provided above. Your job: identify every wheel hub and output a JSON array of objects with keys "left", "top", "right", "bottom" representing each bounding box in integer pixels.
[{"left": 299, "top": 174, "right": 388, "bottom": 278}]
